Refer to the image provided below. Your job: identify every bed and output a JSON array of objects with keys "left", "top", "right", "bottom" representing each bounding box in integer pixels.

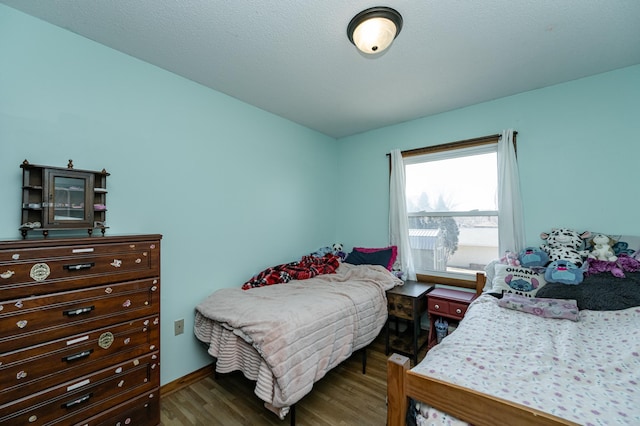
[
  {"left": 194, "top": 259, "right": 402, "bottom": 421},
  {"left": 387, "top": 269, "right": 640, "bottom": 426}
]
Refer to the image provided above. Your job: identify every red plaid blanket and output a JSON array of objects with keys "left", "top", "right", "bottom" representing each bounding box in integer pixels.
[{"left": 242, "top": 253, "right": 340, "bottom": 290}]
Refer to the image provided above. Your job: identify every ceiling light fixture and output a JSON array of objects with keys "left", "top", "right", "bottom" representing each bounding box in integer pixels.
[{"left": 347, "top": 6, "right": 403, "bottom": 54}]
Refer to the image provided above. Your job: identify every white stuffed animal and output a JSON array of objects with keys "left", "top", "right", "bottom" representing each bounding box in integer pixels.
[{"left": 588, "top": 234, "right": 618, "bottom": 262}]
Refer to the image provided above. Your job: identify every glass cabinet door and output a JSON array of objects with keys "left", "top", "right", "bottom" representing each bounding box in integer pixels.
[{"left": 44, "top": 169, "right": 94, "bottom": 228}]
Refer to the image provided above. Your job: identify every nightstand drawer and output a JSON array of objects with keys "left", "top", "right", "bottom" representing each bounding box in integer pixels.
[
  {"left": 388, "top": 293, "right": 419, "bottom": 320},
  {"left": 449, "top": 301, "right": 469, "bottom": 319},
  {"left": 428, "top": 298, "right": 469, "bottom": 320},
  {"left": 428, "top": 297, "right": 449, "bottom": 315}
]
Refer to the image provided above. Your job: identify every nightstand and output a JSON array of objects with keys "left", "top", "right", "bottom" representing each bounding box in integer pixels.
[
  {"left": 427, "top": 288, "right": 477, "bottom": 350},
  {"left": 386, "top": 281, "right": 434, "bottom": 364}
]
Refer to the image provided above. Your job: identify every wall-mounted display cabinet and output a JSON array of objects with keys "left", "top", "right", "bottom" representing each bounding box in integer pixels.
[{"left": 20, "top": 159, "right": 109, "bottom": 238}]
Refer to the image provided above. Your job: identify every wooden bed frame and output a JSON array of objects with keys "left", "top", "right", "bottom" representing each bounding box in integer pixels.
[{"left": 386, "top": 273, "right": 579, "bottom": 426}]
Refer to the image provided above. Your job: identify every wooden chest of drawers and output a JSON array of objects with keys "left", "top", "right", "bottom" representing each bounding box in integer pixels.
[{"left": 0, "top": 234, "right": 161, "bottom": 426}]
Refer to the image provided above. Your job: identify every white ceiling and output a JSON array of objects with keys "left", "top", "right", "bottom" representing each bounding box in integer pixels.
[{"left": 3, "top": 1, "right": 640, "bottom": 138}]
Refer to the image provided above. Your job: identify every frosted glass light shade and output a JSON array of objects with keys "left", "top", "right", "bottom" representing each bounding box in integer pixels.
[
  {"left": 347, "top": 7, "right": 403, "bottom": 55},
  {"left": 352, "top": 17, "right": 397, "bottom": 54}
]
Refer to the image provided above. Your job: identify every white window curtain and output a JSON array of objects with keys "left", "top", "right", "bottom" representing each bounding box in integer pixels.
[
  {"left": 497, "top": 129, "right": 525, "bottom": 254},
  {"left": 389, "top": 149, "right": 416, "bottom": 280}
]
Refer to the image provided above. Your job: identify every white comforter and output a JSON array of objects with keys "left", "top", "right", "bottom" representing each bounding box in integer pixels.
[
  {"left": 413, "top": 294, "right": 640, "bottom": 425},
  {"left": 194, "top": 263, "right": 401, "bottom": 412}
]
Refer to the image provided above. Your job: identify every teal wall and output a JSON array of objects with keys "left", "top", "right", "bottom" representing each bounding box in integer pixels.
[
  {"left": 2, "top": 4, "right": 640, "bottom": 387},
  {"left": 337, "top": 64, "right": 640, "bottom": 249},
  {"left": 0, "top": 5, "right": 338, "bottom": 385}
]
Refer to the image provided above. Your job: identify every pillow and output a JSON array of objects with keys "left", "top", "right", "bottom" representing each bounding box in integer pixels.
[
  {"left": 344, "top": 248, "right": 394, "bottom": 270},
  {"left": 536, "top": 271, "right": 640, "bottom": 310},
  {"left": 352, "top": 246, "right": 397, "bottom": 270},
  {"left": 544, "top": 260, "right": 584, "bottom": 285},
  {"left": 491, "top": 264, "right": 547, "bottom": 297},
  {"left": 498, "top": 293, "right": 579, "bottom": 321},
  {"left": 483, "top": 259, "right": 500, "bottom": 292},
  {"left": 518, "top": 246, "right": 549, "bottom": 268}
]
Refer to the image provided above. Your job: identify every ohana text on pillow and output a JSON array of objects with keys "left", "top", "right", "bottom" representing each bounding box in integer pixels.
[{"left": 492, "top": 264, "right": 547, "bottom": 297}]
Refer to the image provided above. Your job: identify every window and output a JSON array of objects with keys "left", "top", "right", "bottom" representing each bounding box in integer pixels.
[{"left": 402, "top": 136, "right": 502, "bottom": 279}]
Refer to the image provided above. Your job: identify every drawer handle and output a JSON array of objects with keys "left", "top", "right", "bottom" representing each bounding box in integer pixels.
[
  {"left": 456, "top": 308, "right": 462, "bottom": 314},
  {"left": 64, "top": 306, "right": 95, "bottom": 316},
  {"left": 434, "top": 304, "right": 440, "bottom": 310},
  {"left": 62, "top": 393, "right": 92, "bottom": 409},
  {"left": 63, "top": 349, "right": 93, "bottom": 362},
  {"left": 63, "top": 262, "right": 95, "bottom": 271},
  {"left": 1, "top": 270, "right": 15, "bottom": 279}
]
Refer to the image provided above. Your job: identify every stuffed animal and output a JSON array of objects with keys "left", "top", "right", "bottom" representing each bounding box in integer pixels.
[
  {"left": 540, "top": 228, "right": 591, "bottom": 267},
  {"left": 612, "top": 241, "right": 635, "bottom": 256},
  {"left": 332, "top": 243, "right": 347, "bottom": 260},
  {"left": 311, "top": 246, "right": 332, "bottom": 257},
  {"left": 518, "top": 247, "right": 549, "bottom": 268},
  {"left": 587, "top": 254, "right": 640, "bottom": 278},
  {"left": 617, "top": 254, "right": 640, "bottom": 273},
  {"left": 312, "top": 243, "right": 347, "bottom": 260},
  {"left": 587, "top": 258, "right": 625, "bottom": 278},
  {"left": 588, "top": 234, "right": 618, "bottom": 262},
  {"left": 391, "top": 259, "right": 406, "bottom": 280},
  {"left": 500, "top": 250, "right": 520, "bottom": 266},
  {"left": 544, "top": 260, "right": 584, "bottom": 285}
]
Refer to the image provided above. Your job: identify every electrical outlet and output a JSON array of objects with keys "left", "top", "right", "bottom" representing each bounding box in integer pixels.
[{"left": 174, "top": 318, "right": 184, "bottom": 336}]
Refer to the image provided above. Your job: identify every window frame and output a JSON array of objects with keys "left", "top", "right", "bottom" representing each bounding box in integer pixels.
[{"left": 395, "top": 133, "right": 517, "bottom": 283}]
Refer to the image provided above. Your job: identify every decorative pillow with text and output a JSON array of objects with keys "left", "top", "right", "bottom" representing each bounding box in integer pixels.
[{"left": 492, "top": 264, "right": 547, "bottom": 297}]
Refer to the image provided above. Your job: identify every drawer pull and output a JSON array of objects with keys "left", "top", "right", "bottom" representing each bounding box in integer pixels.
[
  {"left": 456, "top": 308, "right": 462, "bottom": 314},
  {"left": 434, "top": 304, "right": 440, "bottom": 310},
  {"left": 62, "top": 393, "right": 92, "bottom": 409},
  {"left": 64, "top": 306, "right": 95, "bottom": 316},
  {"left": 72, "top": 248, "right": 94, "bottom": 253},
  {"left": 64, "top": 349, "right": 93, "bottom": 362},
  {"left": 63, "top": 262, "right": 95, "bottom": 271}
]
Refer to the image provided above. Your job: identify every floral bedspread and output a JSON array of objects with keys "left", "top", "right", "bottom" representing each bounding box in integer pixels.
[{"left": 413, "top": 294, "right": 640, "bottom": 426}]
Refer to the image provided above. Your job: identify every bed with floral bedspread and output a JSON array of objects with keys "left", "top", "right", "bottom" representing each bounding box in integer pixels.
[
  {"left": 409, "top": 293, "right": 640, "bottom": 425},
  {"left": 389, "top": 233, "right": 640, "bottom": 426}
]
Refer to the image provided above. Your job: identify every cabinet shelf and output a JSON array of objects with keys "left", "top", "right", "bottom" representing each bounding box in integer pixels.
[
  {"left": 20, "top": 159, "right": 109, "bottom": 239},
  {"left": 388, "top": 327, "right": 429, "bottom": 355},
  {"left": 22, "top": 203, "right": 43, "bottom": 210}
]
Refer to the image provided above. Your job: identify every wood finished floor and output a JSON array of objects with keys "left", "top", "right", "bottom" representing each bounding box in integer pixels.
[{"left": 160, "top": 333, "right": 427, "bottom": 425}]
